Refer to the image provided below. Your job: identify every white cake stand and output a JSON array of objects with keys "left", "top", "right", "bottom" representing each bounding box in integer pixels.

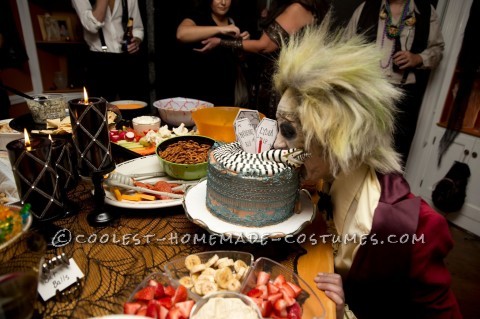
[{"left": 183, "top": 180, "right": 316, "bottom": 243}]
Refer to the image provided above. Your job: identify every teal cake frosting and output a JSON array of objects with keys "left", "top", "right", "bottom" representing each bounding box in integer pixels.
[{"left": 206, "top": 143, "right": 301, "bottom": 227}]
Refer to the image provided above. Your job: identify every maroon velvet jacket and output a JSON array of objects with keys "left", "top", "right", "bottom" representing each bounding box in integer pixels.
[{"left": 344, "top": 173, "right": 462, "bottom": 319}]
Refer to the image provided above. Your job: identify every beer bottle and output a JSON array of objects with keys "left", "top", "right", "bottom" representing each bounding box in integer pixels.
[{"left": 122, "top": 18, "right": 134, "bottom": 52}]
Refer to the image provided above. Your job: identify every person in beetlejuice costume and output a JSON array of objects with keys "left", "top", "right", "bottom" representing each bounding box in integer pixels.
[{"left": 271, "top": 18, "right": 462, "bottom": 319}]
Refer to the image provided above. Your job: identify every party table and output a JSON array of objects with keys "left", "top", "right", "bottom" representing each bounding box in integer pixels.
[{"left": 0, "top": 153, "right": 335, "bottom": 319}]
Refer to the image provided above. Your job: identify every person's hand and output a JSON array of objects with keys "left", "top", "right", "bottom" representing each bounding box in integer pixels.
[
  {"left": 314, "top": 272, "right": 345, "bottom": 319},
  {"left": 240, "top": 31, "right": 250, "bottom": 40},
  {"left": 219, "top": 25, "right": 240, "bottom": 38},
  {"left": 194, "top": 37, "right": 221, "bottom": 52},
  {"left": 393, "top": 51, "right": 423, "bottom": 69},
  {"left": 127, "top": 37, "right": 141, "bottom": 54}
]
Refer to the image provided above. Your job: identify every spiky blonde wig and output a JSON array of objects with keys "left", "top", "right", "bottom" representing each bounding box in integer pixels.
[{"left": 274, "top": 19, "right": 403, "bottom": 176}]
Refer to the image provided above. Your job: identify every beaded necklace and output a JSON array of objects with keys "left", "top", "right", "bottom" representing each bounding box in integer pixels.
[{"left": 380, "top": 0, "right": 410, "bottom": 69}]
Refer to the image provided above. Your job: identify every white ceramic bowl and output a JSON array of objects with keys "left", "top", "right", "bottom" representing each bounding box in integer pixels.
[
  {"left": 0, "top": 119, "right": 23, "bottom": 151},
  {"left": 132, "top": 116, "right": 161, "bottom": 136},
  {"left": 153, "top": 97, "right": 214, "bottom": 127}
]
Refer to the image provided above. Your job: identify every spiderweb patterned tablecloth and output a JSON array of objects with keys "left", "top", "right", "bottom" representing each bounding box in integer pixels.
[{"left": 1, "top": 180, "right": 307, "bottom": 319}]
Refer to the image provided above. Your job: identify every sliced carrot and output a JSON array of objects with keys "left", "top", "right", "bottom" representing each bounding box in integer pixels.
[
  {"left": 138, "top": 193, "right": 156, "bottom": 201},
  {"left": 121, "top": 194, "right": 142, "bottom": 201},
  {"left": 112, "top": 188, "right": 123, "bottom": 201}
]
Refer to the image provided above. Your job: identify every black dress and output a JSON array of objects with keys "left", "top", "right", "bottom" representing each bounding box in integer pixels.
[{"left": 179, "top": 11, "right": 238, "bottom": 106}]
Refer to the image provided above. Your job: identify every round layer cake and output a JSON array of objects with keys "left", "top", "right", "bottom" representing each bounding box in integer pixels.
[{"left": 206, "top": 142, "right": 307, "bottom": 227}]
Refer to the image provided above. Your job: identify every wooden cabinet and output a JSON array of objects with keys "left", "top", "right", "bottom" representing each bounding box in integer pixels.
[{"left": 27, "top": 0, "right": 88, "bottom": 93}]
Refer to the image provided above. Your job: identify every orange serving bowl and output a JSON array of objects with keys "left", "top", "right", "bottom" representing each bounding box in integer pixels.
[{"left": 192, "top": 107, "right": 264, "bottom": 143}]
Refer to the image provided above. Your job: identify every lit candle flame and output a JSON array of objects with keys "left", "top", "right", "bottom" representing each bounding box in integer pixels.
[
  {"left": 24, "top": 128, "right": 31, "bottom": 151},
  {"left": 83, "top": 87, "right": 89, "bottom": 104}
]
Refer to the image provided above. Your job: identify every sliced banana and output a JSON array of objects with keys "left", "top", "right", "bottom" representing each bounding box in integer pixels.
[
  {"left": 226, "top": 278, "right": 241, "bottom": 291},
  {"left": 179, "top": 276, "right": 194, "bottom": 289},
  {"left": 201, "top": 267, "right": 217, "bottom": 277},
  {"left": 235, "top": 266, "right": 246, "bottom": 280},
  {"left": 234, "top": 260, "right": 248, "bottom": 273},
  {"left": 205, "top": 254, "right": 219, "bottom": 268},
  {"left": 201, "top": 281, "right": 219, "bottom": 295},
  {"left": 215, "top": 267, "right": 233, "bottom": 289},
  {"left": 194, "top": 279, "right": 208, "bottom": 295},
  {"left": 189, "top": 264, "right": 206, "bottom": 274},
  {"left": 213, "top": 257, "right": 229, "bottom": 268},
  {"left": 185, "top": 255, "right": 202, "bottom": 271},
  {"left": 197, "top": 274, "right": 215, "bottom": 283},
  {"left": 217, "top": 258, "right": 234, "bottom": 269}
]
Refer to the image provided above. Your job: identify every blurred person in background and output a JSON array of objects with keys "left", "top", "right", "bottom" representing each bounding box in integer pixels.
[
  {"left": 176, "top": 0, "right": 250, "bottom": 107},
  {"left": 196, "top": 0, "right": 330, "bottom": 118},
  {"left": 72, "top": 0, "right": 148, "bottom": 102},
  {"left": 345, "top": 0, "right": 444, "bottom": 164}
]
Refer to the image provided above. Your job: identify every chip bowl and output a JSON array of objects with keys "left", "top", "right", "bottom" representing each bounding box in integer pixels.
[
  {"left": 156, "top": 135, "right": 214, "bottom": 180},
  {"left": 241, "top": 257, "right": 326, "bottom": 319},
  {"left": 164, "top": 250, "right": 254, "bottom": 301},
  {"left": 153, "top": 97, "right": 214, "bottom": 127}
]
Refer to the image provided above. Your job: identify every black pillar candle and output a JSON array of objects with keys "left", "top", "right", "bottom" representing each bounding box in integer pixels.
[
  {"left": 68, "top": 97, "right": 114, "bottom": 176},
  {"left": 6, "top": 137, "right": 65, "bottom": 221}
]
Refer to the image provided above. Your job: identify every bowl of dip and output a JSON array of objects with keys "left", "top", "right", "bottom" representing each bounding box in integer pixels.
[
  {"left": 190, "top": 291, "right": 262, "bottom": 319},
  {"left": 132, "top": 116, "right": 161, "bottom": 136}
]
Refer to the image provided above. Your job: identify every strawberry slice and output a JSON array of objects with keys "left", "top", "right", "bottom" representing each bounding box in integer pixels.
[
  {"left": 155, "top": 284, "right": 166, "bottom": 299},
  {"left": 134, "top": 286, "right": 156, "bottom": 301},
  {"left": 176, "top": 300, "right": 195, "bottom": 317},
  {"left": 256, "top": 284, "right": 268, "bottom": 299},
  {"left": 137, "top": 305, "right": 148, "bottom": 316},
  {"left": 281, "top": 290, "right": 296, "bottom": 307},
  {"left": 164, "top": 285, "right": 176, "bottom": 297},
  {"left": 268, "top": 282, "right": 280, "bottom": 294},
  {"left": 158, "top": 305, "right": 169, "bottom": 319},
  {"left": 246, "top": 288, "right": 263, "bottom": 298},
  {"left": 286, "top": 282, "right": 302, "bottom": 298},
  {"left": 273, "top": 274, "right": 287, "bottom": 288},
  {"left": 261, "top": 300, "right": 273, "bottom": 317},
  {"left": 124, "top": 302, "right": 142, "bottom": 314},
  {"left": 267, "top": 292, "right": 283, "bottom": 304},
  {"left": 287, "top": 302, "right": 302, "bottom": 319},
  {"left": 146, "top": 301, "right": 159, "bottom": 318},
  {"left": 172, "top": 285, "right": 188, "bottom": 304},
  {"left": 166, "top": 306, "right": 185, "bottom": 319},
  {"left": 280, "top": 283, "right": 296, "bottom": 298},
  {"left": 274, "top": 299, "right": 288, "bottom": 317},
  {"left": 256, "top": 271, "right": 271, "bottom": 286},
  {"left": 157, "top": 297, "right": 173, "bottom": 309}
]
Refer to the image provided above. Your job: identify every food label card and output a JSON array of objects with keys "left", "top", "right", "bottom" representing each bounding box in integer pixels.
[
  {"left": 38, "top": 258, "right": 84, "bottom": 301},
  {"left": 256, "top": 118, "right": 278, "bottom": 153},
  {"left": 234, "top": 118, "right": 256, "bottom": 153},
  {"left": 234, "top": 110, "right": 261, "bottom": 130}
]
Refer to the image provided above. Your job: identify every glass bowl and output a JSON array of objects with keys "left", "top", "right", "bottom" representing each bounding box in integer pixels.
[
  {"left": 164, "top": 250, "right": 254, "bottom": 300},
  {"left": 153, "top": 97, "right": 214, "bottom": 127},
  {"left": 126, "top": 272, "right": 196, "bottom": 318},
  {"left": 156, "top": 135, "right": 214, "bottom": 180},
  {"left": 241, "top": 257, "right": 325, "bottom": 319},
  {"left": 190, "top": 291, "right": 262, "bottom": 319}
]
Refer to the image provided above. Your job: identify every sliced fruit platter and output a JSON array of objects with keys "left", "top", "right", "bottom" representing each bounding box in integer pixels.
[
  {"left": 123, "top": 251, "right": 325, "bottom": 319},
  {"left": 110, "top": 124, "right": 197, "bottom": 156}
]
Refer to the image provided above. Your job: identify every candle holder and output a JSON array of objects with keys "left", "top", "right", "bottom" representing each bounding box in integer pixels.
[
  {"left": 6, "top": 137, "right": 73, "bottom": 246},
  {"left": 68, "top": 97, "right": 116, "bottom": 227}
]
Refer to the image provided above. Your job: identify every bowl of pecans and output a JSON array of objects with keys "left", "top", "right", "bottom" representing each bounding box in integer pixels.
[{"left": 156, "top": 135, "right": 215, "bottom": 180}]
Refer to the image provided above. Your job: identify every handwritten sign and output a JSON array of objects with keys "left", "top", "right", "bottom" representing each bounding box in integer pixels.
[
  {"left": 234, "top": 118, "right": 256, "bottom": 153},
  {"left": 235, "top": 110, "right": 261, "bottom": 130},
  {"left": 38, "top": 258, "right": 84, "bottom": 301},
  {"left": 256, "top": 118, "right": 278, "bottom": 153}
]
